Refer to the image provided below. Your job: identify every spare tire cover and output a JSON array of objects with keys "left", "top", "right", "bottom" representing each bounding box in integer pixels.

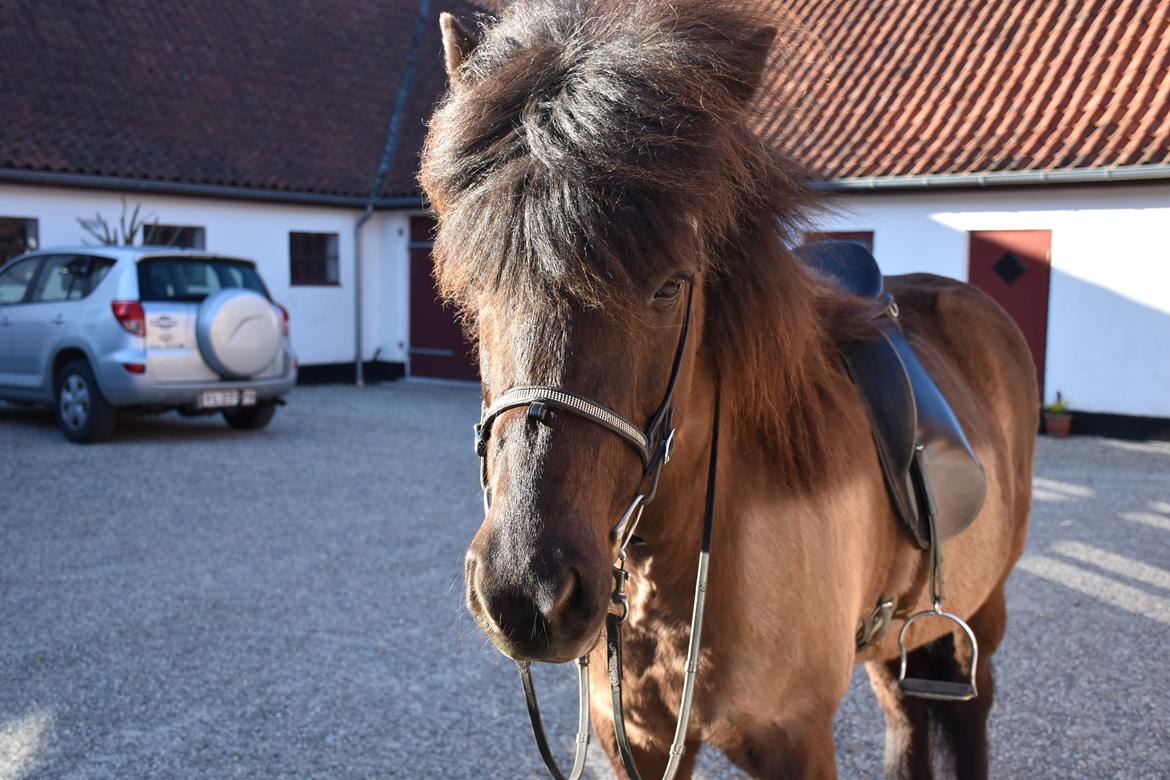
[{"left": 197, "top": 289, "right": 282, "bottom": 379}]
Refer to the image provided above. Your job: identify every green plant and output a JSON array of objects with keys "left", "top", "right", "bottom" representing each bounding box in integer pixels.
[{"left": 1044, "top": 391, "right": 1070, "bottom": 415}]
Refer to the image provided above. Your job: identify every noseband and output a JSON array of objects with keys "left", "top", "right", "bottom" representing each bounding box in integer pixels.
[{"left": 473, "top": 280, "right": 724, "bottom": 780}]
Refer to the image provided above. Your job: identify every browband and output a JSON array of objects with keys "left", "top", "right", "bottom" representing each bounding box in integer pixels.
[
  {"left": 477, "top": 386, "right": 652, "bottom": 465},
  {"left": 474, "top": 280, "right": 694, "bottom": 490}
]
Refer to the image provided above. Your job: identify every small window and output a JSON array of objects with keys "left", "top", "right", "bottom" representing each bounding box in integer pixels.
[
  {"left": 31, "top": 255, "right": 91, "bottom": 302},
  {"left": 0, "top": 217, "right": 39, "bottom": 264},
  {"left": 137, "top": 257, "right": 267, "bottom": 302},
  {"left": 85, "top": 258, "right": 116, "bottom": 295},
  {"left": 0, "top": 256, "right": 42, "bottom": 304},
  {"left": 805, "top": 230, "right": 875, "bottom": 253},
  {"left": 142, "top": 224, "right": 206, "bottom": 249},
  {"left": 26, "top": 255, "right": 116, "bottom": 302},
  {"left": 290, "top": 232, "right": 339, "bottom": 286}
]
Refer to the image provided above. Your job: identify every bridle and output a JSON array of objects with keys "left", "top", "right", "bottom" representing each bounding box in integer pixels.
[{"left": 472, "top": 279, "right": 723, "bottom": 780}]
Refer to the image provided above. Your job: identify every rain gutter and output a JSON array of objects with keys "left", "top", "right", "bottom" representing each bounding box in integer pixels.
[
  {"left": 0, "top": 167, "right": 422, "bottom": 208},
  {"left": 815, "top": 164, "right": 1170, "bottom": 192},
  {"left": 353, "top": 0, "right": 432, "bottom": 386}
]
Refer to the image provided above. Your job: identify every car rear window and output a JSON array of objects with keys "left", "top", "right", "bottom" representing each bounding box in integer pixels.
[{"left": 137, "top": 257, "right": 267, "bottom": 302}]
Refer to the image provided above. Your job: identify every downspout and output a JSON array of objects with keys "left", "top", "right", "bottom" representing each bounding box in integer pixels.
[
  {"left": 354, "top": 204, "right": 374, "bottom": 385},
  {"left": 353, "top": 0, "right": 432, "bottom": 385}
]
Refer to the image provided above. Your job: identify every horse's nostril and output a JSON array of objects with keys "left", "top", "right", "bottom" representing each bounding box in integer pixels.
[
  {"left": 547, "top": 566, "right": 583, "bottom": 623},
  {"left": 465, "top": 556, "right": 483, "bottom": 610}
]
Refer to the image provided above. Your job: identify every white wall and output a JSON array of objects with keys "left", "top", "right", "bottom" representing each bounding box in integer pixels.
[
  {"left": 810, "top": 184, "right": 1170, "bottom": 418},
  {"left": 0, "top": 184, "right": 411, "bottom": 368}
]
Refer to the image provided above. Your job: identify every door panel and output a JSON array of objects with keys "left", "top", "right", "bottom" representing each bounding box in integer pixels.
[
  {"left": 408, "top": 217, "right": 477, "bottom": 381},
  {"left": 9, "top": 255, "right": 85, "bottom": 388},
  {"left": 7, "top": 301, "right": 64, "bottom": 388},
  {"left": 0, "top": 256, "right": 44, "bottom": 388},
  {"left": 0, "top": 307, "right": 12, "bottom": 384},
  {"left": 968, "top": 231, "right": 1052, "bottom": 396}
]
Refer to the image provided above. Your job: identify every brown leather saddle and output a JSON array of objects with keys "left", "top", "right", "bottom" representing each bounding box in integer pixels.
[{"left": 795, "top": 241, "right": 986, "bottom": 549}]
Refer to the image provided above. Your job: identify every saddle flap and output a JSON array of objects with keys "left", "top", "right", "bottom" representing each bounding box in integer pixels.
[
  {"left": 841, "top": 319, "right": 986, "bottom": 549},
  {"left": 842, "top": 334, "right": 919, "bottom": 533},
  {"left": 795, "top": 241, "right": 987, "bottom": 548},
  {"left": 886, "top": 326, "right": 987, "bottom": 544}
]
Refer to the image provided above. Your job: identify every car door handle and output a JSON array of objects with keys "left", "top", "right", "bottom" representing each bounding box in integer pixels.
[{"left": 50, "top": 315, "right": 66, "bottom": 325}]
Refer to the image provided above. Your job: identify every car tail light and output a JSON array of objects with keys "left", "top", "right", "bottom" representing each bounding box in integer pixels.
[
  {"left": 122, "top": 362, "right": 146, "bottom": 374},
  {"left": 111, "top": 300, "right": 146, "bottom": 336},
  {"left": 276, "top": 303, "right": 289, "bottom": 337}
]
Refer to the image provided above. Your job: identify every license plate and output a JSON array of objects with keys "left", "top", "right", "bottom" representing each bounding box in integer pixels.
[{"left": 197, "top": 389, "right": 257, "bottom": 409}]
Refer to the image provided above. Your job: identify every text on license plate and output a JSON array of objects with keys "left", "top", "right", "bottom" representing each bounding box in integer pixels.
[{"left": 198, "top": 389, "right": 257, "bottom": 409}]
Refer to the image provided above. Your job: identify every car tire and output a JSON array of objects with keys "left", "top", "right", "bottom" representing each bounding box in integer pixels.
[
  {"left": 223, "top": 400, "right": 277, "bottom": 431},
  {"left": 56, "top": 359, "right": 118, "bottom": 443}
]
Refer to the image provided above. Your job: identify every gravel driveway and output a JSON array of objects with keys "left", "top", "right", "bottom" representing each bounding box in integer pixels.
[{"left": 1, "top": 384, "right": 1167, "bottom": 778}]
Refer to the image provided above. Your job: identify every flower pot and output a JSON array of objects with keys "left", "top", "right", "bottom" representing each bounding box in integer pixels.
[{"left": 1044, "top": 412, "right": 1072, "bottom": 437}]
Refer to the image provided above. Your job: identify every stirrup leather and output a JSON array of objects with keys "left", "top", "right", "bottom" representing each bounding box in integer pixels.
[{"left": 895, "top": 455, "right": 980, "bottom": 702}]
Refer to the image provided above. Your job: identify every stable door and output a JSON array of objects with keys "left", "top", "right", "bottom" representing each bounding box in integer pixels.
[{"left": 967, "top": 230, "right": 1051, "bottom": 397}]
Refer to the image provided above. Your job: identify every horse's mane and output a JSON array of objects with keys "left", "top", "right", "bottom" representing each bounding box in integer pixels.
[{"left": 420, "top": 0, "right": 881, "bottom": 481}]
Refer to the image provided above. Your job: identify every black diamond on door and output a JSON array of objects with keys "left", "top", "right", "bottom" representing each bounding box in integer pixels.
[{"left": 992, "top": 251, "right": 1027, "bottom": 285}]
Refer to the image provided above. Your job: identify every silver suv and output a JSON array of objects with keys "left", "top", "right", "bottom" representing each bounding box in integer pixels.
[{"left": 0, "top": 246, "right": 297, "bottom": 442}]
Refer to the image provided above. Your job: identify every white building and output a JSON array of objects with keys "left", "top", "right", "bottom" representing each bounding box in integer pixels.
[
  {"left": 763, "top": 0, "right": 1170, "bottom": 436},
  {"left": 0, "top": 182, "right": 420, "bottom": 382},
  {"left": 2, "top": 0, "right": 1167, "bottom": 435},
  {"left": 808, "top": 179, "right": 1170, "bottom": 430}
]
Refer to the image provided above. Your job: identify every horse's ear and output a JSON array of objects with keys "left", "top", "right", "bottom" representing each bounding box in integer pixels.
[
  {"left": 731, "top": 25, "right": 777, "bottom": 106},
  {"left": 440, "top": 12, "right": 478, "bottom": 84}
]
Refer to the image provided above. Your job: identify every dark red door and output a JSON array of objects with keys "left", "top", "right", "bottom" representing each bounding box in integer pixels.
[
  {"left": 408, "top": 216, "right": 478, "bottom": 381},
  {"left": 968, "top": 230, "right": 1051, "bottom": 396}
]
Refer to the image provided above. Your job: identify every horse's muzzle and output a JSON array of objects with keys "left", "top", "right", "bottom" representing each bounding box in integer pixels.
[{"left": 465, "top": 549, "right": 604, "bottom": 663}]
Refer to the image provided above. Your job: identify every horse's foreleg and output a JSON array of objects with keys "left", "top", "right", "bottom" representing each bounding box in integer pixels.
[
  {"left": 722, "top": 709, "right": 839, "bottom": 780},
  {"left": 937, "top": 585, "right": 1007, "bottom": 780},
  {"left": 867, "top": 583, "right": 1008, "bottom": 780},
  {"left": 866, "top": 653, "right": 936, "bottom": 780}
]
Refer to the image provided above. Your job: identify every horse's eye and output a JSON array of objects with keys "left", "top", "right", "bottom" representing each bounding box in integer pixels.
[{"left": 654, "top": 278, "right": 684, "bottom": 302}]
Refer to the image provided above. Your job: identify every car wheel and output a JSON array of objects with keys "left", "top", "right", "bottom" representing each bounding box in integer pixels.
[
  {"left": 56, "top": 360, "right": 118, "bottom": 443},
  {"left": 223, "top": 400, "right": 277, "bottom": 431}
]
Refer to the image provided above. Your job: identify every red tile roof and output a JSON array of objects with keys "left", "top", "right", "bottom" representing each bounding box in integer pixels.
[
  {"left": 0, "top": 0, "right": 494, "bottom": 202},
  {"left": 757, "top": 0, "right": 1170, "bottom": 181},
  {"left": 1, "top": 1, "right": 1166, "bottom": 201}
]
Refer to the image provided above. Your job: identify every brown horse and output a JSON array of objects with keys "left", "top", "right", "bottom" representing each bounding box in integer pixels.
[{"left": 420, "top": 1, "right": 1036, "bottom": 777}]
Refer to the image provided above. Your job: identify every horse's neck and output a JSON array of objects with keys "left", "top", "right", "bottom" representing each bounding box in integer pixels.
[{"left": 631, "top": 284, "right": 879, "bottom": 612}]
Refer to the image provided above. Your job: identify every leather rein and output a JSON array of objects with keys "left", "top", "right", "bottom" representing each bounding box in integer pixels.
[{"left": 473, "top": 280, "right": 722, "bottom": 780}]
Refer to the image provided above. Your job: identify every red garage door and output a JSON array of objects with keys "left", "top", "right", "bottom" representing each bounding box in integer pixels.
[
  {"left": 968, "top": 230, "right": 1051, "bottom": 397},
  {"left": 408, "top": 216, "right": 478, "bottom": 381}
]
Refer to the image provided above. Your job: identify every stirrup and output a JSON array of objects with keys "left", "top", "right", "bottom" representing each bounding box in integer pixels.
[{"left": 896, "top": 603, "right": 979, "bottom": 702}]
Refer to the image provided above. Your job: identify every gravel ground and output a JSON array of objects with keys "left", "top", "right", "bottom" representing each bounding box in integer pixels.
[{"left": 1, "top": 384, "right": 1167, "bottom": 779}]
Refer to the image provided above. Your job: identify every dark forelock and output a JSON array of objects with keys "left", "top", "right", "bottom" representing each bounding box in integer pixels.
[{"left": 420, "top": 0, "right": 808, "bottom": 315}]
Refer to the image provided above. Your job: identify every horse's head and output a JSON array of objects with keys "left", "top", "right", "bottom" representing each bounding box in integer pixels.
[{"left": 420, "top": 0, "right": 807, "bottom": 662}]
